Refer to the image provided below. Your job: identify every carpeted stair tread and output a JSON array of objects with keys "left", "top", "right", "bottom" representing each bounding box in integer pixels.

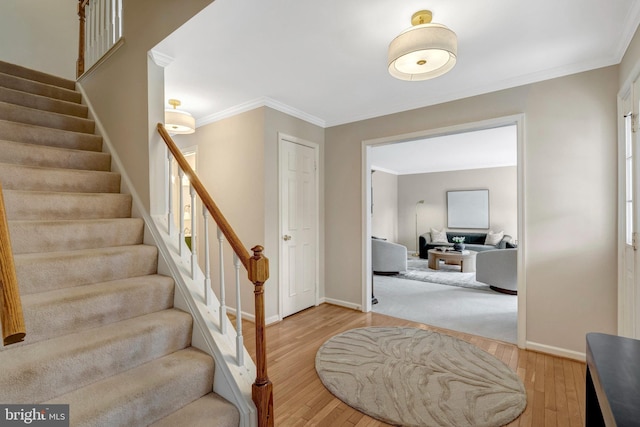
[
  {"left": 0, "top": 71, "right": 81, "bottom": 103},
  {"left": 0, "top": 60, "right": 76, "bottom": 91},
  {"left": 9, "top": 218, "right": 144, "bottom": 254},
  {"left": 0, "top": 86, "right": 88, "bottom": 118},
  {"left": 0, "top": 120, "right": 102, "bottom": 151},
  {"left": 3, "top": 190, "right": 131, "bottom": 220},
  {"left": 0, "top": 139, "right": 111, "bottom": 171},
  {"left": 0, "top": 100, "right": 95, "bottom": 133},
  {"left": 2, "top": 275, "right": 175, "bottom": 349},
  {"left": 0, "top": 162, "right": 120, "bottom": 193},
  {"left": 150, "top": 392, "right": 240, "bottom": 427},
  {"left": 0, "top": 61, "right": 228, "bottom": 426},
  {"left": 15, "top": 245, "right": 159, "bottom": 295},
  {"left": 47, "top": 348, "right": 215, "bottom": 427},
  {"left": 0, "top": 309, "right": 193, "bottom": 404}
]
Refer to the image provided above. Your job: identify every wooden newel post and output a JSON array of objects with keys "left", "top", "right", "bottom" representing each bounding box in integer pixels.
[
  {"left": 249, "top": 245, "right": 273, "bottom": 427},
  {"left": 0, "top": 182, "right": 25, "bottom": 346},
  {"left": 77, "top": 0, "right": 87, "bottom": 78}
]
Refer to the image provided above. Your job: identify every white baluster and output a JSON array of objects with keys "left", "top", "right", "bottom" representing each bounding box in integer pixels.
[
  {"left": 167, "top": 151, "right": 174, "bottom": 236},
  {"left": 190, "top": 185, "right": 198, "bottom": 279},
  {"left": 99, "top": 0, "right": 106, "bottom": 55},
  {"left": 90, "top": 2, "right": 97, "bottom": 65},
  {"left": 105, "top": 0, "right": 112, "bottom": 48},
  {"left": 115, "top": 0, "right": 123, "bottom": 39},
  {"left": 203, "top": 207, "right": 212, "bottom": 307},
  {"left": 178, "top": 169, "right": 185, "bottom": 256},
  {"left": 234, "top": 253, "right": 244, "bottom": 366},
  {"left": 87, "top": 2, "right": 94, "bottom": 66},
  {"left": 217, "top": 226, "right": 227, "bottom": 334}
]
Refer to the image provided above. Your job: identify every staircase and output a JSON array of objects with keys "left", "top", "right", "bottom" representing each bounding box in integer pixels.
[{"left": 0, "top": 61, "right": 240, "bottom": 426}]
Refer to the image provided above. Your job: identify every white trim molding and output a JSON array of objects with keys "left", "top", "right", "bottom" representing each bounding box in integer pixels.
[{"left": 198, "top": 96, "right": 326, "bottom": 128}]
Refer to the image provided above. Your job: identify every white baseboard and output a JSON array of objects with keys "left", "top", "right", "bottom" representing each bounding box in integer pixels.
[
  {"left": 321, "top": 297, "right": 362, "bottom": 311},
  {"left": 526, "top": 341, "right": 585, "bottom": 362},
  {"left": 225, "top": 308, "right": 281, "bottom": 326},
  {"left": 265, "top": 314, "right": 281, "bottom": 325}
]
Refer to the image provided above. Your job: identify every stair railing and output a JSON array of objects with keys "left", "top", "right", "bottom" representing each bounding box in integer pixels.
[
  {"left": 0, "top": 181, "right": 26, "bottom": 346},
  {"left": 76, "top": 0, "right": 123, "bottom": 77},
  {"left": 157, "top": 123, "right": 273, "bottom": 427}
]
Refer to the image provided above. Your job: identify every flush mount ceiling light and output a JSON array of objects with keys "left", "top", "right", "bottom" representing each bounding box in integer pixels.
[
  {"left": 388, "top": 10, "right": 457, "bottom": 81},
  {"left": 165, "top": 99, "right": 195, "bottom": 134}
]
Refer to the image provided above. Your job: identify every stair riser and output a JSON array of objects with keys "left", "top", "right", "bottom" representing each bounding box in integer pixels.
[
  {"left": 0, "top": 86, "right": 87, "bottom": 118},
  {"left": 0, "top": 163, "right": 120, "bottom": 193},
  {"left": 0, "top": 72, "right": 81, "bottom": 103},
  {"left": 150, "top": 393, "right": 240, "bottom": 427},
  {"left": 0, "top": 120, "right": 102, "bottom": 151},
  {"left": 0, "top": 62, "right": 223, "bottom": 427},
  {"left": 0, "top": 61, "right": 76, "bottom": 91},
  {"left": 3, "top": 190, "right": 131, "bottom": 220},
  {"left": 0, "top": 140, "right": 111, "bottom": 171},
  {"left": 0, "top": 101, "right": 95, "bottom": 133},
  {"left": 48, "top": 349, "right": 215, "bottom": 427},
  {"left": 15, "top": 245, "right": 159, "bottom": 295},
  {"left": 7, "top": 276, "right": 175, "bottom": 349},
  {"left": 9, "top": 218, "right": 144, "bottom": 254},
  {"left": 0, "top": 310, "right": 192, "bottom": 404}
]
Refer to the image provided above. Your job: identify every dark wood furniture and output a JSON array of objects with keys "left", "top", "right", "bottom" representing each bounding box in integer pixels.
[{"left": 585, "top": 332, "right": 640, "bottom": 426}]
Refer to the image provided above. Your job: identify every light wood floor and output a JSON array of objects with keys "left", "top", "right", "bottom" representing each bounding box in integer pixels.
[{"left": 242, "top": 303, "right": 586, "bottom": 426}]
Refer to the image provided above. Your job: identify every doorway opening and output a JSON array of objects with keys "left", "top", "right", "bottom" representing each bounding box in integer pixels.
[{"left": 362, "top": 115, "right": 526, "bottom": 347}]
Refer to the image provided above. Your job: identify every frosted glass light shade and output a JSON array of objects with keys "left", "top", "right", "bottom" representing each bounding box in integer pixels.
[
  {"left": 388, "top": 23, "right": 457, "bottom": 81},
  {"left": 165, "top": 109, "right": 195, "bottom": 134}
]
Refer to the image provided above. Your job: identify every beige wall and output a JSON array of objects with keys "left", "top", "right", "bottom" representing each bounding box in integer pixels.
[
  {"left": 0, "top": 0, "right": 77, "bottom": 79},
  {"left": 175, "top": 106, "right": 325, "bottom": 321},
  {"left": 398, "top": 167, "right": 518, "bottom": 251},
  {"left": 325, "top": 66, "right": 619, "bottom": 354},
  {"left": 78, "top": 0, "right": 213, "bottom": 211},
  {"left": 174, "top": 108, "right": 266, "bottom": 317},
  {"left": 264, "top": 107, "right": 326, "bottom": 311},
  {"left": 371, "top": 170, "right": 398, "bottom": 242}
]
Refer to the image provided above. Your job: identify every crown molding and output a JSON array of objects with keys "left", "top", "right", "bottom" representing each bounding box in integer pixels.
[
  {"left": 197, "top": 96, "right": 325, "bottom": 128},
  {"left": 148, "top": 50, "right": 174, "bottom": 68},
  {"left": 324, "top": 55, "right": 620, "bottom": 127}
]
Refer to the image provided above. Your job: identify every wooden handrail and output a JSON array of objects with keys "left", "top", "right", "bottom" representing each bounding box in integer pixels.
[
  {"left": 157, "top": 123, "right": 273, "bottom": 426},
  {"left": 0, "top": 181, "right": 26, "bottom": 346},
  {"left": 76, "top": 0, "right": 88, "bottom": 78},
  {"left": 158, "top": 123, "right": 251, "bottom": 269}
]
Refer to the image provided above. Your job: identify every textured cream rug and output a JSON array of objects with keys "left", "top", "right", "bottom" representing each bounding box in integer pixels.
[{"left": 315, "top": 327, "right": 526, "bottom": 427}]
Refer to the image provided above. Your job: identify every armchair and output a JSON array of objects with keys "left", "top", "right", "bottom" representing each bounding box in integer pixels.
[
  {"left": 476, "top": 248, "right": 518, "bottom": 294},
  {"left": 372, "top": 238, "right": 408, "bottom": 274}
]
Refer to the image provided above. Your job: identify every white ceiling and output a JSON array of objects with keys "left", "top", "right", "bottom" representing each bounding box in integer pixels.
[
  {"left": 154, "top": 0, "right": 640, "bottom": 129},
  {"left": 371, "top": 125, "right": 517, "bottom": 175}
]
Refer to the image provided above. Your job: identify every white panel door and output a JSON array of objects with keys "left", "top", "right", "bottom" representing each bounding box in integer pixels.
[{"left": 280, "top": 139, "right": 317, "bottom": 317}]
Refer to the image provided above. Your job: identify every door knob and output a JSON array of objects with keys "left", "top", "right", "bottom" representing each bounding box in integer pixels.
[{"left": 283, "top": 235, "right": 292, "bottom": 241}]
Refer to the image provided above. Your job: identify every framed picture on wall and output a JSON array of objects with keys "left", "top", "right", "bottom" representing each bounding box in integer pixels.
[{"left": 447, "top": 189, "right": 489, "bottom": 229}]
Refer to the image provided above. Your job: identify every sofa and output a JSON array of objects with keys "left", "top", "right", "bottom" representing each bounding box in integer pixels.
[
  {"left": 372, "top": 237, "right": 408, "bottom": 274},
  {"left": 476, "top": 248, "right": 518, "bottom": 294},
  {"left": 419, "top": 230, "right": 513, "bottom": 259}
]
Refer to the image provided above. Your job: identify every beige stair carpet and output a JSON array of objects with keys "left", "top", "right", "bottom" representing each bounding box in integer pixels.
[{"left": 0, "top": 60, "right": 239, "bottom": 426}]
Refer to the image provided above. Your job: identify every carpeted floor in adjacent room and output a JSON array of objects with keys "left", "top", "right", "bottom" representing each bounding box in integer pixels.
[{"left": 372, "top": 272, "right": 517, "bottom": 343}]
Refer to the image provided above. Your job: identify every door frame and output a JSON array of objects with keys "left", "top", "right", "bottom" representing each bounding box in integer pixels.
[
  {"left": 361, "top": 114, "right": 527, "bottom": 348},
  {"left": 618, "top": 80, "right": 638, "bottom": 338},
  {"left": 278, "top": 133, "right": 321, "bottom": 317}
]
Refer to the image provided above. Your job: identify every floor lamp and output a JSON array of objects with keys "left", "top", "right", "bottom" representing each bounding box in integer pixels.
[{"left": 415, "top": 200, "right": 425, "bottom": 256}]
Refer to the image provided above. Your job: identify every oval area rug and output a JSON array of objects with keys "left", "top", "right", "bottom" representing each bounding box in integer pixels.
[{"left": 315, "top": 327, "right": 526, "bottom": 427}]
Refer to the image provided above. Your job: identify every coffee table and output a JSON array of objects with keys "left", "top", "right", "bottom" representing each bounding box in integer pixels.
[{"left": 427, "top": 249, "right": 478, "bottom": 273}]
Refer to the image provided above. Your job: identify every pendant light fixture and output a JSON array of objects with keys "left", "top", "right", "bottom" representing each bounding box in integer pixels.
[
  {"left": 165, "top": 99, "right": 195, "bottom": 134},
  {"left": 388, "top": 10, "right": 457, "bottom": 81}
]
